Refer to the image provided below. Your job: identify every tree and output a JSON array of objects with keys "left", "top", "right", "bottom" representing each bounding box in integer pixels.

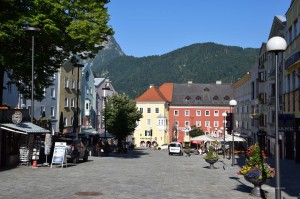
[
  {"left": 0, "top": 0, "right": 113, "bottom": 104},
  {"left": 104, "top": 93, "right": 143, "bottom": 153},
  {"left": 188, "top": 125, "right": 204, "bottom": 138}
]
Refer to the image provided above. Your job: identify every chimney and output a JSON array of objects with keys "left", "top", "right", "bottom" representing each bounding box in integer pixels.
[
  {"left": 149, "top": 84, "right": 154, "bottom": 88},
  {"left": 216, "top": 81, "right": 222, "bottom": 85},
  {"left": 188, "top": 81, "right": 193, "bottom": 84}
]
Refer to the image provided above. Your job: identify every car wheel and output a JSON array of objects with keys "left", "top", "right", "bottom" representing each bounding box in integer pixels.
[
  {"left": 158, "top": 147, "right": 161, "bottom": 150},
  {"left": 73, "top": 156, "right": 79, "bottom": 164},
  {"left": 169, "top": 152, "right": 171, "bottom": 156},
  {"left": 83, "top": 152, "right": 88, "bottom": 162}
]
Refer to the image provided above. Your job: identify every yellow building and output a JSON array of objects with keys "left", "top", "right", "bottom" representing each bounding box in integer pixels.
[
  {"left": 134, "top": 84, "right": 173, "bottom": 147},
  {"left": 58, "top": 60, "right": 83, "bottom": 135}
]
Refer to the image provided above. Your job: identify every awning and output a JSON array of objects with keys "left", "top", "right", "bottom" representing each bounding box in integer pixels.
[
  {"left": 80, "top": 128, "right": 98, "bottom": 136},
  {"left": 0, "top": 122, "right": 50, "bottom": 134}
]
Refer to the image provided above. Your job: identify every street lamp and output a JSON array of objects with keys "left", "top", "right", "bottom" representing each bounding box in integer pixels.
[
  {"left": 222, "top": 112, "right": 227, "bottom": 158},
  {"left": 229, "top": 99, "right": 237, "bottom": 166},
  {"left": 24, "top": 27, "right": 40, "bottom": 123},
  {"left": 266, "top": 36, "right": 287, "bottom": 199},
  {"left": 102, "top": 84, "right": 110, "bottom": 139},
  {"left": 73, "top": 63, "right": 84, "bottom": 139}
]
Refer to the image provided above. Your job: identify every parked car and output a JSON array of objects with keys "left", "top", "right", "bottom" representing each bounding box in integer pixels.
[
  {"left": 54, "top": 137, "right": 89, "bottom": 164},
  {"left": 168, "top": 142, "right": 183, "bottom": 156},
  {"left": 157, "top": 144, "right": 168, "bottom": 150}
]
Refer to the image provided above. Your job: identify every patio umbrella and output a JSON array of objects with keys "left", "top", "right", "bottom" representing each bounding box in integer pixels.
[
  {"left": 190, "top": 134, "right": 217, "bottom": 142},
  {"left": 217, "top": 134, "right": 246, "bottom": 142}
]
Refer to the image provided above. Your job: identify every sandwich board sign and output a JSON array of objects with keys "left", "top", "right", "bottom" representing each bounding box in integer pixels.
[{"left": 51, "top": 142, "right": 67, "bottom": 168}]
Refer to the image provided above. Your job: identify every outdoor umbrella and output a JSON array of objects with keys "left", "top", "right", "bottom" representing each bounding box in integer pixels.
[
  {"left": 217, "top": 134, "right": 246, "bottom": 142},
  {"left": 190, "top": 134, "right": 217, "bottom": 142}
]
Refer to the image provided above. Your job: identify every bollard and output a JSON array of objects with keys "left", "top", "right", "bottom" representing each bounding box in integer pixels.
[{"left": 32, "top": 160, "right": 38, "bottom": 168}]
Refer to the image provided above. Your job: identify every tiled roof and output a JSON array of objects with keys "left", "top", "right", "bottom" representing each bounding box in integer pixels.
[
  {"left": 135, "top": 85, "right": 170, "bottom": 102},
  {"left": 171, "top": 83, "right": 234, "bottom": 106},
  {"left": 159, "top": 83, "right": 173, "bottom": 102},
  {"left": 0, "top": 122, "right": 50, "bottom": 134}
]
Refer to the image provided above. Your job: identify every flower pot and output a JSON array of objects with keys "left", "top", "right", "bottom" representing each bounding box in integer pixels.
[
  {"left": 244, "top": 176, "right": 266, "bottom": 197},
  {"left": 205, "top": 158, "right": 218, "bottom": 169}
]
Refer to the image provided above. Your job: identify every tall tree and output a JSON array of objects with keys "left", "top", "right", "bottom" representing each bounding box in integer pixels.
[
  {"left": 188, "top": 125, "right": 204, "bottom": 138},
  {"left": 0, "top": 0, "right": 113, "bottom": 104},
  {"left": 104, "top": 93, "right": 143, "bottom": 152}
]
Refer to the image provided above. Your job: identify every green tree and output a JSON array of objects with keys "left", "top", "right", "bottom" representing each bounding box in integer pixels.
[
  {"left": 0, "top": 0, "right": 113, "bottom": 104},
  {"left": 105, "top": 93, "right": 142, "bottom": 153},
  {"left": 188, "top": 125, "right": 204, "bottom": 138}
]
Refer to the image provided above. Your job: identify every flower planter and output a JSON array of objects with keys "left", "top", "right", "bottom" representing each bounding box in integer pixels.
[
  {"left": 205, "top": 158, "right": 218, "bottom": 169},
  {"left": 244, "top": 176, "right": 266, "bottom": 197}
]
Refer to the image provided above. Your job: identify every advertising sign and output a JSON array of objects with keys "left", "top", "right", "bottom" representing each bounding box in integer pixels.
[{"left": 51, "top": 142, "right": 67, "bottom": 168}]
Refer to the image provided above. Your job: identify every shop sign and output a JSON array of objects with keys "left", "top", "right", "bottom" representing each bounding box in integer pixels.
[{"left": 12, "top": 111, "right": 23, "bottom": 124}]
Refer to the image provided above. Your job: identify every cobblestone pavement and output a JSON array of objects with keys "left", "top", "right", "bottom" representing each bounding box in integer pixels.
[{"left": 0, "top": 148, "right": 299, "bottom": 199}]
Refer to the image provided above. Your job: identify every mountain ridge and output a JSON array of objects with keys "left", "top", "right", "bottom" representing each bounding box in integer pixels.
[{"left": 92, "top": 38, "right": 259, "bottom": 99}]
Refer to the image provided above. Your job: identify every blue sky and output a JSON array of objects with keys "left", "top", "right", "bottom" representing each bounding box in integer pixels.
[{"left": 107, "top": 0, "right": 290, "bottom": 57}]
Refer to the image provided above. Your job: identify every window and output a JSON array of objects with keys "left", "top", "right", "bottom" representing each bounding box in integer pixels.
[
  {"left": 185, "top": 110, "right": 190, "bottom": 116},
  {"left": 147, "top": 119, "right": 151, "bottom": 126},
  {"left": 72, "top": 80, "right": 76, "bottom": 89},
  {"left": 71, "top": 116, "right": 74, "bottom": 126},
  {"left": 213, "top": 96, "right": 219, "bottom": 100},
  {"left": 51, "top": 107, "right": 55, "bottom": 117},
  {"left": 86, "top": 87, "right": 89, "bottom": 94},
  {"left": 214, "top": 110, "right": 219, "bottom": 116},
  {"left": 196, "top": 110, "right": 201, "bottom": 116},
  {"left": 205, "top": 121, "right": 210, "bottom": 127},
  {"left": 51, "top": 88, "right": 55, "bottom": 98},
  {"left": 185, "top": 131, "right": 189, "bottom": 137},
  {"left": 147, "top": 108, "right": 151, "bottom": 113},
  {"left": 43, "top": 88, "right": 46, "bottom": 97},
  {"left": 175, "top": 121, "right": 179, "bottom": 126},
  {"left": 224, "top": 96, "right": 230, "bottom": 100},
  {"left": 63, "top": 117, "right": 68, "bottom": 126},
  {"left": 155, "top": 108, "right": 159, "bottom": 114},
  {"left": 64, "top": 97, "right": 69, "bottom": 107},
  {"left": 64, "top": 78, "right": 69, "bottom": 88},
  {"left": 85, "top": 102, "right": 89, "bottom": 110},
  {"left": 195, "top": 96, "right": 201, "bottom": 100},
  {"left": 205, "top": 110, "right": 210, "bottom": 116},
  {"left": 185, "top": 121, "right": 190, "bottom": 127},
  {"left": 174, "top": 110, "right": 179, "bottom": 116},
  {"left": 185, "top": 96, "right": 191, "bottom": 100},
  {"left": 196, "top": 121, "right": 201, "bottom": 127},
  {"left": 71, "top": 98, "right": 75, "bottom": 107},
  {"left": 6, "top": 83, "right": 12, "bottom": 94},
  {"left": 40, "top": 106, "right": 45, "bottom": 116},
  {"left": 140, "top": 108, "right": 143, "bottom": 113},
  {"left": 214, "top": 121, "right": 219, "bottom": 127}
]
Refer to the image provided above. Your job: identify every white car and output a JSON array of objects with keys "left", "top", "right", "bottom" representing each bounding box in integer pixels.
[
  {"left": 168, "top": 142, "right": 183, "bottom": 156},
  {"left": 157, "top": 144, "right": 168, "bottom": 150}
]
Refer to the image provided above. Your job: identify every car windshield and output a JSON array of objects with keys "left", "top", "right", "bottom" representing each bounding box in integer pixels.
[{"left": 170, "top": 143, "right": 180, "bottom": 147}]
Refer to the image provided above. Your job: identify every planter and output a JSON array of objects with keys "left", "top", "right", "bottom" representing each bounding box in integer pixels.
[
  {"left": 244, "top": 176, "right": 266, "bottom": 197},
  {"left": 205, "top": 158, "right": 218, "bottom": 169}
]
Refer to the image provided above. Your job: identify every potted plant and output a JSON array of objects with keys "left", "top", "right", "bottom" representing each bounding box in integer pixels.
[
  {"left": 237, "top": 143, "right": 275, "bottom": 197},
  {"left": 203, "top": 146, "right": 219, "bottom": 169}
]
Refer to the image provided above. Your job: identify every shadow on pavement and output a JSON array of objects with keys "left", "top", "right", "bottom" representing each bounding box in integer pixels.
[{"left": 93, "top": 148, "right": 150, "bottom": 159}]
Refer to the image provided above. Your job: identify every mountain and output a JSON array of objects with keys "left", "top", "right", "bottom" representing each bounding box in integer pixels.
[
  {"left": 92, "top": 40, "right": 259, "bottom": 99},
  {"left": 91, "top": 36, "right": 125, "bottom": 74}
]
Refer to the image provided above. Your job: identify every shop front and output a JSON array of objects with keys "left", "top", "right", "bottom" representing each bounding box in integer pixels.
[{"left": 0, "top": 109, "right": 50, "bottom": 169}]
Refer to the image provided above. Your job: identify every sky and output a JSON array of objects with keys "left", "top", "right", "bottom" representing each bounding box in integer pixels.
[{"left": 107, "top": 0, "right": 291, "bottom": 58}]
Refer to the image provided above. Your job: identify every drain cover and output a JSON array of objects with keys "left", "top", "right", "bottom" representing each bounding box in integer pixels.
[{"left": 75, "top": 192, "right": 103, "bottom": 196}]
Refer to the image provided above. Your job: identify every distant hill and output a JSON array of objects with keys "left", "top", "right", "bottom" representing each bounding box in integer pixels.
[{"left": 92, "top": 40, "right": 259, "bottom": 99}]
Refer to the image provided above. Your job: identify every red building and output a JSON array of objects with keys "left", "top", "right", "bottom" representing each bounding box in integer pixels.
[{"left": 168, "top": 81, "right": 234, "bottom": 145}]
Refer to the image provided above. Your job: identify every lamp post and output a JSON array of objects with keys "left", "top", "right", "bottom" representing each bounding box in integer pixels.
[
  {"left": 24, "top": 27, "right": 40, "bottom": 123},
  {"left": 73, "top": 63, "right": 84, "bottom": 139},
  {"left": 222, "top": 112, "right": 227, "bottom": 158},
  {"left": 102, "top": 85, "right": 110, "bottom": 139},
  {"left": 266, "top": 36, "right": 287, "bottom": 199},
  {"left": 229, "top": 99, "right": 237, "bottom": 166}
]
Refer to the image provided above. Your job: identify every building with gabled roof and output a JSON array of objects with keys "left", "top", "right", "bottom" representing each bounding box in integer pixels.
[{"left": 134, "top": 84, "right": 173, "bottom": 147}]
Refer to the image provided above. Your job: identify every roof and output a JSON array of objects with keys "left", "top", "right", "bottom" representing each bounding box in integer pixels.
[
  {"left": 171, "top": 82, "right": 234, "bottom": 106},
  {"left": 0, "top": 122, "right": 50, "bottom": 134},
  {"left": 159, "top": 83, "right": 173, "bottom": 102},
  {"left": 135, "top": 85, "right": 170, "bottom": 102},
  {"left": 94, "top": 78, "right": 105, "bottom": 86}
]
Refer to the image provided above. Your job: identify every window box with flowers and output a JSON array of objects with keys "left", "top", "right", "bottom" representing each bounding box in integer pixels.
[{"left": 237, "top": 143, "right": 275, "bottom": 197}]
